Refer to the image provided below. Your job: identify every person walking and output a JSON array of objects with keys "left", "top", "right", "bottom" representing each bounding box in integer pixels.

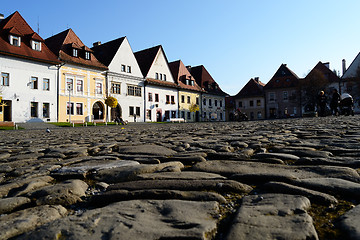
[
  {"left": 317, "top": 91, "right": 327, "bottom": 117},
  {"left": 330, "top": 89, "right": 340, "bottom": 116}
]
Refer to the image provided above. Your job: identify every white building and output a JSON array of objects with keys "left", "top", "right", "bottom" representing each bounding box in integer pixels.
[
  {"left": 135, "top": 45, "right": 178, "bottom": 122},
  {"left": 0, "top": 11, "right": 60, "bottom": 123},
  {"left": 92, "top": 37, "right": 145, "bottom": 122}
]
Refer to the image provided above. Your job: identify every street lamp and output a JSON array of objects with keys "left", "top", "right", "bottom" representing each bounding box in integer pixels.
[{"left": 68, "top": 84, "right": 71, "bottom": 124}]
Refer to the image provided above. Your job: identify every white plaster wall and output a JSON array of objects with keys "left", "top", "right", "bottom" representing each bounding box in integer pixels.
[
  {"left": 145, "top": 85, "right": 178, "bottom": 122},
  {"left": 201, "top": 93, "right": 226, "bottom": 121},
  {"left": 0, "top": 55, "right": 58, "bottom": 122},
  {"left": 146, "top": 49, "right": 175, "bottom": 83}
]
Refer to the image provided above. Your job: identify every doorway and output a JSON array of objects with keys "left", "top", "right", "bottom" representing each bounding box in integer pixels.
[
  {"left": 92, "top": 101, "right": 104, "bottom": 120},
  {"left": 110, "top": 104, "right": 122, "bottom": 121}
]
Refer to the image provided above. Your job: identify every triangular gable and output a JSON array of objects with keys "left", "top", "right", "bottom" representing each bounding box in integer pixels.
[
  {"left": 235, "top": 78, "right": 265, "bottom": 98},
  {"left": 134, "top": 45, "right": 161, "bottom": 77},
  {"left": 169, "top": 60, "right": 203, "bottom": 92},
  {"left": 264, "top": 64, "right": 299, "bottom": 89},
  {"left": 305, "top": 61, "right": 339, "bottom": 83},
  {"left": 91, "top": 37, "right": 125, "bottom": 67},
  {"left": 342, "top": 52, "right": 360, "bottom": 79},
  {"left": 189, "top": 65, "right": 227, "bottom": 96}
]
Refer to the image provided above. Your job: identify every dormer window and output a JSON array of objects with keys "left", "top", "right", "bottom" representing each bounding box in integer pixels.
[
  {"left": 73, "top": 48, "right": 78, "bottom": 57},
  {"left": 31, "top": 40, "right": 41, "bottom": 51},
  {"left": 9, "top": 35, "right": 21, "bottom": 46},
  {"left": 85, "top": 51, "right": 90, "bottom": 60}
]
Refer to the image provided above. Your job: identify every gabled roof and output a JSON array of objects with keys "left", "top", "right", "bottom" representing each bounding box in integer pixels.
[
  {"left": 342, "top": 52, "right": 360, "bottom": 79},
  {"left": 45, "top": 28, "right": 107, "bottom": 70},
  {"left": 169, "top": 60, "right": 203, "bottom": 92},
  {"left": 0, "top": 11, "right": 60, "bottom": 65},
  {"left": 91, "top": 37, "right": 126, "bottom": 67},
  {"left": 305, "top": 61, "right": 340, "bottom": 83},
  {"left": 264, "top": 64, "right": 299, "bottom": 90},
  {"left": 188, "top": 65, "right": 227, "bottom": 96},
  {"left": 234, "top": 78, "right": 265, "bottom": 98},
  {"left": 134, "top": 45, "right": 164, "bottom": 77}
]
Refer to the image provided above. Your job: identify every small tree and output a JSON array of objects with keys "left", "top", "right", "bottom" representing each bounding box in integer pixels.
[
  {"left": 104, "top": 96, "right": 118, "bottom": 122},
  {"left": 189, "top": 103, "right": 199, "bottom": 121},
  {"left": 301, "top": 69, "right": 328, "bottom": 112}
]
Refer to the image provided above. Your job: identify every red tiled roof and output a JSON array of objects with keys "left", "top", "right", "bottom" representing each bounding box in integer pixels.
[
  {"left": 145, "top": 78, "right": 179, "bottom": 89},
  {"left": 45, "top": 28, "right": 107, "bottom": 71},
  {"left": 188, "top": 65, "right": 228, "bottom": 96},
  {"left": 91, "top": 37, "right": 126, "bottom": 67},
  {"left": 0, "top": 11, "right": 60, "bottom": 65},
  {"left": 264, "top": 64, "right": 299, "bottom": 90},
  {"left": 169, "top": 60, "right": 204, "bottom": 93},
  {"left": 235, "top": 78, "right": 265, "bottom": 98}
]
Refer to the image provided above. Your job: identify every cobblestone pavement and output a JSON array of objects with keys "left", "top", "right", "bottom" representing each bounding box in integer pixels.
[{"left": 1, "top": 116, "right": 360, "bottom": 239}]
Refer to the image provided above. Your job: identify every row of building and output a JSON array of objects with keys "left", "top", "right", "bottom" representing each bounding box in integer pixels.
[
  {"left": 226, "top": 57, "right": 360, "bottom": 121},
  {"left": 0, "top": 11, "right": 227, "bottom": 124}
]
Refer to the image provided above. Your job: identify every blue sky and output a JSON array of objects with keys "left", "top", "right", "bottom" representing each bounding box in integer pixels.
[{"left": 3, "top": 1, "right": 360, "bottom": 95}]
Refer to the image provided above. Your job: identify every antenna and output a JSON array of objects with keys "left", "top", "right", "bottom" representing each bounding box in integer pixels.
[{"left": 37, "top": 16, "right": 40, "bottom": 34}]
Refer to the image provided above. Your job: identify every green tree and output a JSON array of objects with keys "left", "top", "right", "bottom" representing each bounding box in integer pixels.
[{"left": 301, "top": 69, "right": 328, "bottom": 112}]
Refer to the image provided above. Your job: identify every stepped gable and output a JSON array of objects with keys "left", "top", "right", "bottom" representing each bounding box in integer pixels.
[
  {"left": 264, "top": 64, "right": 299, "bottom": 89},
  {"left": 91, "top": 37, "right": 126, "bottom": 67},
  {"left": 305, "top": 61, "right": 340, "bottom": 83},
  {"left": 134, "top": 45, "right": 163, "bottom": 77},
  {"left": 169, "top": 60, "right": 203, "bottom": 92},
  {"left": 0, "top": 11, "right": 59, "bottom": 64},
  {"left": 45, "top": 28, "right": 107, "bottom": 70},
  {"left": 188, "top": 65, "right": 227, "bottom": 96},
  {"left": 234, "top": 78, "right": 265, "bottom": 98}
]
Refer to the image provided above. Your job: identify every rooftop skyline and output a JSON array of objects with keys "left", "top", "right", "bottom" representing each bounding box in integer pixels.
[{"left": 2, "top": 0, "right": 360, "bottom": 95}]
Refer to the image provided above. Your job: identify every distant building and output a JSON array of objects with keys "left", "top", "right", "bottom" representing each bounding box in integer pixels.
[
  {"left": 45, "top": 29, "right": 108, "bottom": 123},
  {"left": 341, "top": 55, "right": 360, "bottom": 113},
  {"left": 264, "top": 64, "right": 301, "bottom": 119},
  {"left": 233, "top": 77, "right": 265, "bottom": 120},
  {"left": 188, "top": 65, "right": 227, "bottom": 121},
  {"left": 135, "top": 45, "right": 178, "bottom": 122},
  {"left": 92, "top": 37, "right": 145, "bottom": 122},
  {"left": 0, "top": 11, "right": 60, "bottom": 123},
  {"left": 169, "top": 60, "right": 203, "bottom": 122}
]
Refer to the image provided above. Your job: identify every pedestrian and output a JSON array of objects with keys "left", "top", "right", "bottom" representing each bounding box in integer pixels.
[
  {"left": 330, "top": 89, "right": 340, "bottom": 116},
  {"left": 133, "top": 114, "right": 136, "bottom": 122},
  {"left": 317, "top": 90, "right": 327, "bottom": 117}
]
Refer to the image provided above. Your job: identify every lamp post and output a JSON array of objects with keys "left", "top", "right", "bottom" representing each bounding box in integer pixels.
[{"left": 68, "top": 84, "right": 71, "bottom": 124}]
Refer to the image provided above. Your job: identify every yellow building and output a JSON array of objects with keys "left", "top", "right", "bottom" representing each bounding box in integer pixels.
[
  {"left": 45, "top": 29, "right": 108, "bottom": 123},
  {"left": 169, "top": 60, "right": 203, "bottom": 122}
]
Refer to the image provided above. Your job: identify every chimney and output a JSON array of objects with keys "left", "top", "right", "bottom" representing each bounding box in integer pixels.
[
  {"left": 0, "top": 13, "right": 4, "bottom": 23},
  {"left": 324, "top": 62, "right": 330, "bottom": 69},
  {"left": 254, "top": 77, "right": 259, "bottom": 82},
  {"left": 93, "top": 41, "right": 101, "bottom": 47},
  {"left": 342, "top": 59, "right": 346, "bottom": 75}
]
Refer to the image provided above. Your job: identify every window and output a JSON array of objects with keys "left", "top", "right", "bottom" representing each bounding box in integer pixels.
[
  {"left": 215, "top": 100, "right": 218, "bottom": 107},
  {"left": 127, "top": 85, "right": 141, "bottom": 96},
  {"left": 239, "top": 101, "right": 242, "bottom": 108},
  {"left": 155, "top": 93, "right": 159, "bottom": 102},
  {"left": 269, "top": 92, "right": 275, "bottom": 102},
  {"left": 187, "top": 112, "right": 191, "bottom": 120},
  {"left": 171, "top": 111, "right": 176, "bottom": 118},
  {"left": 43, "top": 103, "right": 50, "bottom": 118},
  {"left": 196, "top": 97, "right": 199, "bottom": 105},
  {"left": 73, "top": 48, "right": 78, "bottom": 57},
  {"left": 1, "top": 72, "right": 9, "bottom": 86},
  {"left": 31, "top": 102, "right": 38, "bottom": 117},
  {"left": 31, "top": 77, "right": 38, "bottom": 89},
  {"left": 257, "top": 111, "right": 262, "bottom": 119},
  {"left": 181, "top": 111, "right": 185, "bottom": 119},
  {"left": 76, "top": 79, "right": 83, "bottom": 93},
  {"left": 181, "top": 95, "right": 185, "bottom": 103},
  {"left": 155, "top": 73, "right": 159, "bottom": 79},
  {"left": 209, "top": 99, "right": 212, "bottom": 107},
  {"left": 67, "top": 102, "right": 74, "bottom": 115},
  {"left": 10, "top": 35, "right": 20, "bottom": 46},
  {"left": 148, "top": 92, "right": 153, "bottom": 102},
  {"left": 129, "top": 106, "right": 134, "bottom": 116},
  {"left": 164, "top": 74, "right": 167, "bottom": 81},
  {"left": 121, "top": 65, "right": 126, "bottom": 72},
  {"left": 111, "top": 83, "right": 121, "bottom": 94},
  {"left": 85, "top": 51, "right": 90, "bottom": 60},
  {"left": 187, "top": 96, "right": 191, "bottom": 104},
  {"left": 146, "top": 109, "right": 152, "bottom": 120},
  {"left": 203, "top": 98, "right": 206, "bottom": 106},
  {"left": 76, "top": 103, "right": 83, "bottom": 115},
  {"left": 136, "top": 107, "right": 140, "bottom": 116},
  {"left": 43, "top": 78, "right": 50, "bottom": 91},
  {"left": 32, "top": 40, "right": 41, "bottom": 51},
  {"left": 127, "top": 66, "right": 131, "bottom": 73},
  {"left": 220, "top": 113, "right": 223, "bottom": 120},
  {"left": 66, "top": 78, "right": 73, "bottom": 92},
  {"left": 171, "top": 95, "right": 175, "bottom": 104},
  {"left": 160, "top": 74, "right": 163, "bottom": 80},
  {"left": 283, "top": 91, "right": 288, "bottom": 101},
  {"left": 257, "top": 99, "right": 261, "bottom": 106},
  {"left": 249, "top": 100, "right": 254, "bottom": 107},
  {"left": 220, "top": 100, "right": 222, "bottom": 107},
  {"left": 96, "top": 82, "right": 102, "bottom": 94},
  {"left": 166, "top": 95, "right": 170, "bottom": 104}
]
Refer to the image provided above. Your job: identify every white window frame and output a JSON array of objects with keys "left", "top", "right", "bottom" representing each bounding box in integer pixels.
[
  {"left": 1, "top": 72, "right": 9, "bottom": 86},
  {"left": 283, "top": 91, "right": 288, "bottom": 101},
  {"left": 95, "top": 82, "right": 103, "bottom": 95},
  {"left": 9, "top": 35, "right": 21, "bottom": 46},
  {"left": 66, "top": 78, "right": 74, "bottom": 94},
  {"left": 31, "top": 40, "right": 41, "bottom": 51},
  {"left": 43, "top": 78, "right": 50, "bottom": 91},
  {"left": 76, "top": 79, "right": 84, "bottom": 94},
  {"left": 111, "top": 82, "right": 121, "bottom": 94},
  {"left": 76, "top": 102, "right": 83, "bottom": 115},
  {"left": 85, "top": 51, "right": 90, "bottom": 60},
  {"left": 31, "top": 76, "right": 38, "bottom": 89}
]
